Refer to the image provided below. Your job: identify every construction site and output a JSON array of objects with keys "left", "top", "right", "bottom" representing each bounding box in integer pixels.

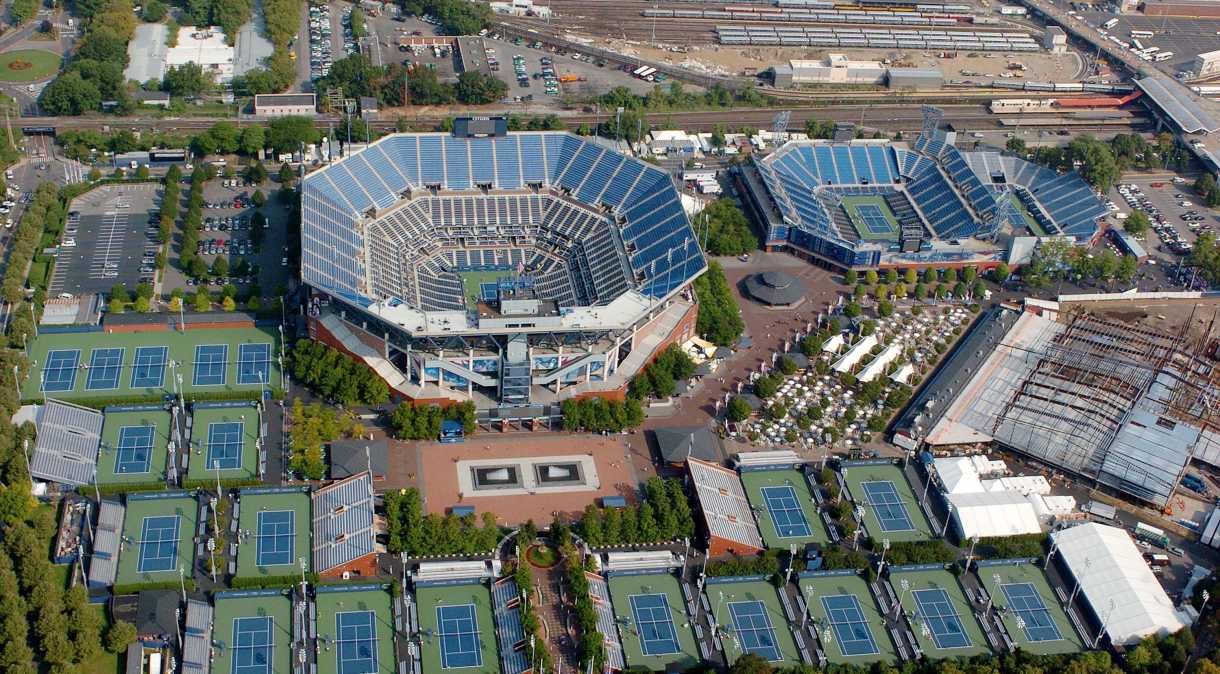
[{"left": 894, "top": 293, "right": 1220, "bottom": 512}]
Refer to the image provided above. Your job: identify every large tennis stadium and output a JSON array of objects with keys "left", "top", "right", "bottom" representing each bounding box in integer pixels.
[
  {"left": 737, "top": 107, "right": 1108, "bottom": 269},
  {"left": 301, "top": 120, "right": 706, "bottom": 408}
]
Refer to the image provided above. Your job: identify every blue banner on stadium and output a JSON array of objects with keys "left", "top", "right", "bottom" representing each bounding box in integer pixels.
[
  {"left": 887, "top": 563, "right": 949, "bottom": 573},
  {"left": 128, "top": 490, "right": 193, "bottom": 502},
  {"left": 839, "top": 459, "right": 897, "bottom": 468},
  {"left": 738, "top": 463, "right": 807, "bottom": 473},
  {"left": 193, "top": 400, "right": 259, "bottom": 410},
  {"left": 239, "top": 485, "right": 309, "bottom": 496},
  {"left": 974, "top": 557, "right": 1037, "bottom": 568},
  {"left": 413, "top": 577, "right": 487, "bottom": 588},
  {"left": 604, "top": 567, "right": 676, "bottom": 578},
  {"left": 104, "top": 403, "right": 170, "bottom": 414},
  {"left": 704, "top": 574, "right": 769, "bottom": 585},
  {"left": 316, "top": 582, "right": 389, "bottom": 594},
  {"left": 797, "top": 568, "right": 861, "bottom": 579},
  {"left": 215, "top": 588, "right": 292, "bottom": 599}
]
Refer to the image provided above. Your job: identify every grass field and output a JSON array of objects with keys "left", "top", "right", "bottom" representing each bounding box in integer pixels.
[
  {"left": 116, "top": 492, "right": 197, "bottom": 586},
  {"left": 0, "top": 49, "right": 60, "bottom": 82},
  {"left": 96, "top": 407, "right": 172, "bottom": 488},
  {"left": 212, "top": 590, "right": 295, "bottom": 674},
  {"left": 888, "top": 568, "right": 991, "bottom": 658},
  {"left": 185, "top": 403, "right": 260, "bottom": 483},
  {"left": 606, "top": 572, "right": 702, "bottom": 671},
  {"left": 798, "top": 572, "right": 896, "bottom": 664},
  {"left": 841, "top": 195, "right": 900, "bottom": 242},
  {"left": 21, "top": 326, "right": 281, "bottom": 401},
  {"left": 976, "top": 561, "right": 1083, "bottom": 655},
  {"left": 840, "top": 462, "right": 934, "bottom": 543},
  {"left": 234, "top": 488, "right": 311, "bottom": 580},
  {"left": 707, "top": 579, "right": 801, "bottom": 665},
  {"left": 459, "top": 270, "right": 509, "bottom": 309},
  {"left": 740, "top": 469, "right": 829, "bottom": 549},
  {"left": 81, "top": 604, "right": 120, "bottom": 674},
  {"left": 315, "top": 585, "right": 398, "bottom": 674}
]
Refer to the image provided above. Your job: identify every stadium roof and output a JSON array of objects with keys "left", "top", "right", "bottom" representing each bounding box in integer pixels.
[
  {"left": 1136, "top": 76, "right": 1220, "bottom": 134},
  {"left": 687, "top": 457, "right": 765, "bottom": 552},
  {"left": 1050, "top": 523, "right": 1190, "bottom": 645},
  {"left": 87, "top": 499, "right": 124, "bottom": 588},
  {"left": 312, "top": 472, "right": 376, "bottom": 574},
  {"left": 182, "top": 599, "right": 212, "bottom": 674},
  {"left": 30, "top": 400, "right": 101, "bottom": 486},
  {"left": 935, "top": 457, "right": 986, "bottom": 494},
  {"left": 744, "top": 271, "right": 806, "bottom": 306},
  {"left": 946, "top": 491, "right": 1042, "bottom": 539}
]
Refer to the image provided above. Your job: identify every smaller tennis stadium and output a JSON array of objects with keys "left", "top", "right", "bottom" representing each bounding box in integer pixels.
[
  {"left": 740, "top": 469, "right": 829, "bottom": 549},
  {"left": 235, "top": 487, "right": 311, "bottom": 581},
  {"left": 798, "top": 571, "right": 895, "bottom": 664},
  {"left": 840, "top": 195, "right": 900, "bottom": 241},
  {"left": 96, "top": 405, "right": 173, "bottom": 487},
  {"left": 414, "top": 580, "right": 500, "bottom": 674},
  {"left": 116, "top": 491, "right": 198, "bottom": 586},
  {"left": 976, "top": 560, "right": 1083, "bottom": 655},
  {"left": 22, "top": 326, "right": 280, "bottom": 401},
  {"left": 186, "top": 402, "right": 261, "bottom": 483},
  {"left": 706, "top": 578, "right": 800, "bottom": 665},
  {"left": 606, "top": 572, "right": 701, "bottom": 670},
  {"left": 888, "top": 567, "right": 990, "bottom": 658},
  {"left": 315, "top": 584, "right": 397, "bottom": 674},
  {"left": 212, "top": 589, "right": 295, "bottom": 674},
  {"left": 840, "top": 461, "right": 934, "bottom": 543}
]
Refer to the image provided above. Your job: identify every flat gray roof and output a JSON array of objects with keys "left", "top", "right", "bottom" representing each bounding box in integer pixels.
[
  {"left": 1136, "top": 75, "right": 1220, "bottom": 134},
  {"left": 88, "top": 499, "right": 124, "bottom": 587},
  {"left": 255, "top": 93, "right": 316, "bottom": 106},
  {"left": 31, "top": 400, "right": 102, "bottom": 486}
]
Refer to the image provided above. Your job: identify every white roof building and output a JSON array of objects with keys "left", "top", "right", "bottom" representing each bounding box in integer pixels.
[
  {"left": 947, "top": 491, "right": 1042, "bottom": 539},
  {"left": 165, "top": 27, "right": 235, "bottom": 84},
  {"left": 982, "top": 475, "right": 1051, "bottom": 495},
  {"left": 1050, "top": 523, "right": 1191, "bottom": 645},
  {"left": 859, "top": 343, "right": 901, "bottom": 383}
]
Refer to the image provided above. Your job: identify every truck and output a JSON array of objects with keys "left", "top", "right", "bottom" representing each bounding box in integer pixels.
[
  {"left": 1134, "top": 521, "right": 1170, "bottom": 548},
  {"left": 1103, "top": 18, "right": 1119, "bottom": 29},
  {"left": 1146, "top": 553, "right": 1171, "bottom": 567},
  {"left": 1182, "top": 473, "right": 1207, "bottom": 494},
  {"left": 637, "top": 66, "right": 657, "bottom": 79},
  {"left": 1084, "top": 501, "right": 1118, "bottom": 521},
  {"left": 632, "top": 65, "right": 650, "bottom": 77},
  {"left": 1155, "top": 52, "right": 1174, "bottom": 61}
]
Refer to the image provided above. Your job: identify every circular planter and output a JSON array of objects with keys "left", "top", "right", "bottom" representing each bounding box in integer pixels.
[{"left": 524, "top": 543, "right": 560, "bottom": 568}]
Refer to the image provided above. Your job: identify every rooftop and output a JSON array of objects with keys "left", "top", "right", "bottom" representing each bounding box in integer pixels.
[
  {"left": 29, "top": 400, "right": 102, "bottom": 486},
  {"left": 1136, "top": 75, "right": 1220, "bottom": 134},
  {"left": 312, "top": 472, "right": 376, "bottom": 573},
  {"left": 687, "top": 457, "right": 765, "bottom": 551}
]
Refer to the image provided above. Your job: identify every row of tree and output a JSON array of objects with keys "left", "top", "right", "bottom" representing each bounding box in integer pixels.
[
  {"left": 564, "top": 552, "right": 608, "bottom": 673},
  {"left": 388, "top": 401, "right": 476, "bottom": 440},
  {"left": 2, "top": 184, "right": 60, "bottom": 303},
  {"left": 694, "top": 198, "right": 758, "bottom": 256},
  {"left": 383, "top": 488, "right": 502, "bottom": 556},
  {"left": 287, "top": 398, "right": 362, "bottom": 480},
  {"left": 400, "top": 0, "right": 493, "bottom": 35},
  {"left": 593, "top": 84, "right": 771, "bottom": 143},
  {"left": 628, "top": 344, "right": 697, "bottom": 400},
  {"left": 289, "top": 339, "right": 390, "bottom": 406},
  {"left": 319, "top": 54, "right": 508, "bottom": 110},
  {"left": 694, "top": 260, "right": 745, "bottom": 346},
  {"left": 575, "top": 478, "right": 694, "bottom": 546},
  {"left": 559, "top": 396, "right": 645, "bottom": 433},
  {"left": 1022, "top": 237, "right": 1140, "bottom": 290},
  {"left": 39, "top": 0, "right": 138, "bottom": 115}
]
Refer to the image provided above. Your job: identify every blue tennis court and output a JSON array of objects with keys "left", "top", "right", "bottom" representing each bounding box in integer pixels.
[
  {"left": 237, "top": 343, "right": 272, "bottom": 385},
  {"left": 85, "top": 347, "right": 125, "bottom": 390},
  {"left": 42, "top": 349, "right": 80, "bottom": 392},
  {"left": 137, "top": 515, "right": 180, "bottom": 573},
  {"left": 232, "top": 616, "right": 274, "bottom": 674},
  {"left": 629, "top": 593, "right": 680, "bottom": 656},
  {"left": 206, "top": 421, "right": 245, "bottom": 470},
  {"left": 1001, "top": 582, "right": 1063, "bottom": 642},
  {"left": 131, "top": 346, "right": 168, "bottom": 388},
  {"left": 114, "top": 425, "right": 155, "bottom": 474},
  {"left": 912, "top": 588, "right": 971, "bottom": 649},
  {"left": 255, "top": 510, "right": 295, "bottom": 566},
  {"left": 857, "top": 204, "right": 893, "bottom": 234},
  {"left": 861, "top": 481, "right": 915, "bottom": 532},
  {"left": 821, "top": 595, "right": 880, "bottom": 657},
  {"left": 436, "top": 604, "right": 482, "bottom": 669},
  {"left": 479, "top": 282, "right": 498, "bottom": 301},
  {"left": 729, "top": 601, "right": 782, "bottom": 662},
  {"left": 761, "top": 485, "right": 811, "bottom": 538},
  {"left": 337, "top": 610, "right": 379, "bottom": 674},
  {"left": 193, "top": 344, "right": 229, "bottom": 386}
]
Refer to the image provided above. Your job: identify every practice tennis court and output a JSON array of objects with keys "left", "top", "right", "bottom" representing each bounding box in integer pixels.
[
  {"left": 137, "top": 515, "right": 181, "bottom": 573},
  {"left": 337, "top": 610, "right": 380, "bottom": 674},
  {"left": 114, "top": 425, "right": 155, "bottom": 474},
  {"left": 207, "top": 421, "right": 246, "bottom": 470},
  {"left": 889, "top": 568, "right": 989, "bottom": 656},
  {"left": 709, "top": 580, "right": 799, "bottom": 665},
  {"left": 729, "top": 601, "right": 783, "bottom": 662},
  {"left": 840, "top": 462, "right": 933, "bottom": 542},
  {"left": 86, "top": 347, "right": 125, "bottom": 390},
  {"left": 436, "top": 604, "right": 482, "bottom": 669},
  {"left": 1002, "top": 583, "right": 1062, "bottom": 642},
  {"left": 194, "top": 344, "right": 229, "bottom": 386},
  {"left": 130, "top": 345, "right": 168, "bottom": 388},
  {"left": 235, "top": 488, "right": 311, "bottom": 578},
  {"left": 255, "top": 510, "right": 296, "bottom": 566},
  {"left": 232, "top": 616, "right": 274, "bottom": 674},
  {"left": 860, "top": 481, "right": 915, "bottom": 532},
  {"left": 42, "top": 349, "right": 80, "bottom": 392},
  {"left": 238, "top": 343, "right": 273, "bottom": 385},
  {"left": 760, "top": 485, "right": 812, "bottom": 538},
  {"left": 912, "top": 588, "right": 971, "bottom": 650},
  {"left": 629, "top": 594, "right": 680, "bottom": 656},
  {"left": 187, "top": 404, "right": 259, "bottom": 483},
  {"left": 977, "top": 561, "right": 1081, "bottom": 655},
  {"left": 821, "top": 595, "right": 881, "bottom": 657}
]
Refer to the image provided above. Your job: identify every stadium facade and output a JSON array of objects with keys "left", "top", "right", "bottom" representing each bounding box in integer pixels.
[
  {"left": 300, "top": 124, "right": 706, "bottom": 409},
  {"left": 736, "top": 109, "right": 1108, "bottom": 269}
]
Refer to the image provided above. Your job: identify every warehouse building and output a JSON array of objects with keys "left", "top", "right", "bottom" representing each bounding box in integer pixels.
[
  {"left": 887, "top": 67, "right": 943, "bottom": 90},
  {"left": 1043, "top": 26, "right": 1067, "bottom": 54},
  {"left": 254, "top": 93, "right": 317, "bottom": 118},
  {"left": 771, "top": 54, "right": 942, "bottom": 89}
]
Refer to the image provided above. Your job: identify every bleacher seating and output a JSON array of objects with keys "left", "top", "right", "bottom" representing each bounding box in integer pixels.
[{"left": 906, "top": 161, "right": 977, "bottom": 238}]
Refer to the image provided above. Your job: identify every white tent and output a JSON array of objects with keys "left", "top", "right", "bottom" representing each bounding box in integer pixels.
[
  {"left": 1050, "top": 523, "right": 1190, "bottom": 645},
  {"left": 935, "top": 456, "right": 985, "bottom": 494},
  {"left": 948, "top": 491, "right": 1042, "bottom": 538}
]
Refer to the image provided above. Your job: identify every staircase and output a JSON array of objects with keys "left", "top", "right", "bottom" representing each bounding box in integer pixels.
[{"left": 500, "top": 334, "right": 531, "bottom": 404}]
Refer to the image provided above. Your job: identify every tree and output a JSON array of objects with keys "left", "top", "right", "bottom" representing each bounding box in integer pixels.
[
  {"left": 239, "top": 126, "right": 265, "bottom": 156},
  {"left": 163, "top": 62, "right": 210, "bottom": 97},
  {"left": 141, "top": 0, "right": 167, "bottom": 21},
  {"left": 246, "top": 161, "right": 267, "bottom": 185},
  {"left": 693, "top": 261, "right": 744, "bottom": 345},
  {"left": 844, "top": 269, "right": 857, "bottom": 285},
  {"left": 278, "top": 162, "right": 294, "bottom": 185},
  {"left": 267, "top": 116, "right": 321, "bottom": 154},
  {"left": 727, "top": 396, "right": 751, "bottom": 422},
  {"left": 992, "top": 261, "right": 1010, "bottom": 284},
  {"left": 1125, "top": 209, "right": 1151, "bottom": 237},
  {"left": 1006, "top": 136, "right": 1026, "bottom": 155},
  {"left": 454, "top": 71, "right": 508, "bottom": 104},
  {"left": 38, "top": 72, "right": 102, "bottom": 116},
  {"left": 252, "top": 190, "right": 266, "bottom": 207},
  {"left": 728, "top": 654, "right": 774, "bottom": 674},
  {"left": 222, "top": 296, "right": 236, "bottom": 311},
  {"left": 105, "top": 621, "right": 136, "bottom": 654},
  {"left": 696, "top": 199, "right": 757, "bottom": 256},
  {"left": 193, "top": 291, "right": 211, "bottom": 312}
]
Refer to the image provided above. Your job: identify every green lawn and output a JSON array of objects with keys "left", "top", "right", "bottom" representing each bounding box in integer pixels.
[
  {"left": 0, "top": 49, "right": 61, "bottom": 82},
  {"left": 81, "top": 605, "right": 121, "bottom": 674}
]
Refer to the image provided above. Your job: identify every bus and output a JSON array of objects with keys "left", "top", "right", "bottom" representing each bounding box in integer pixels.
[
  {"left": 1131, "top": 29, "right": 1154, "bottom": 38},
  {"left": 1135, "top": 521, "right": 1170, "bottom": 548},
  {"left": 1132, "top": 38, "right": 1144, "bottom": 51},
  {"left": 1155, "top": 51, "right": 1174, "bottom": 61},
  {"left": 1103, "top": 18, "right": 1119, "bottom": 29},
  {"left": 632, "top": 65, "right": 649, "bottom": 77}
]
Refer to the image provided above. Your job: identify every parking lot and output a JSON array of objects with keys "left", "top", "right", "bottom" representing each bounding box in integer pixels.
[
  {"left": 49, "top": 184, "right": 161, "bottom": 296},
  {"left": 1108, "top": 176, "right": 1214, "bottom": 268},
  {"left": 1074, "top": 6, "right": 1220, "bottom": 75}
]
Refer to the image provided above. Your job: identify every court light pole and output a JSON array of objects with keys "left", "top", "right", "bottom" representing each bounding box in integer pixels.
[
  {"left": 1093, "top": 598, "right": 1116, "bottom": 649},
  {"left": 853, "top": 506, "right": 866, "bottom": 550},
  {"left": 878, "top": 538, "right": 890, "bottom": 575},
  {"left": 940, "top": 502, "right": 955, "bottom": 539},
  {"left": 987, "top": 573, "right": 1001, "bottom": 612},
  {"left": 1069, "top": 557, "right": 1090, "bottom": 606},
  {"left": 892, "top": 578, "right": 911, "bottom": 619},
  {"left": 966, "top": 536, "right": 979, "bottom": 566},
  {"left": 179, "top": 566, "right": 187, "bottom": 603}
]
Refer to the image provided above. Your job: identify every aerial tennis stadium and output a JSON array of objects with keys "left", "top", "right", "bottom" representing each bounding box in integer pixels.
[
  {"left": 301, "top": 119, "right": 706, "bottom": 409},
  {"left": 737, "top": 107, "right": 1108, "bottom": 270}
]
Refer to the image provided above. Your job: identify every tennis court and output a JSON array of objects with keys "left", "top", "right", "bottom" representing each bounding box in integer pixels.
[
  {"left": 97, "top": 407, "right": 172, "bottom": 486},
  {"left": 187, "top": 404, "right": 259, "bottom": 482},
  {"left": 798, "top": 573, "right": 894, "bottom": 664},
  {"left": 840, "top": 462, "right": 934, "bottom": 542},
  {"left": 413, "top": 582, "right": 499, "bottom": 674},
  {"left": 708, "top": 579, "right": 799, "bottom": 665},
  {"left": 888, "top": 568, "right": 989, "bottom": 657},
  {"left": 116, "top": 492, "right": 197, "bottom": 586},
  {"left": 212, "top": 590, "right": 294, "bottom": 674},
  {"left": 235, "top": 488, "right": 311, "bottom": 579},
  {"left": 21, "top": 327, "right": 281, "bottom": 401},
  {"left": 607, "top": 573, "right": 701, "bottom": 670},
  {"left": 740, "top": 469, "right": 828, "bottom": 549},
  {"left": 316, "top": 586, "right": 397, "bottom": 674},
  {"left": 976, "top": 561, "right": 1082, "bottom": 655},
  {"left": 841, "top": 195, "right": 899, "bottom": 241}
]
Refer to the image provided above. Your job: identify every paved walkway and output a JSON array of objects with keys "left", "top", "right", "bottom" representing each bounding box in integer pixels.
[{"left": 530, "top": 559, "right": 577, "bottom": 671}]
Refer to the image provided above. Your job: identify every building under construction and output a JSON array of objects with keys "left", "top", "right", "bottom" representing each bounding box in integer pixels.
[{"left": 893, "top": 293, "right": 1220, "bottom": 507}]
